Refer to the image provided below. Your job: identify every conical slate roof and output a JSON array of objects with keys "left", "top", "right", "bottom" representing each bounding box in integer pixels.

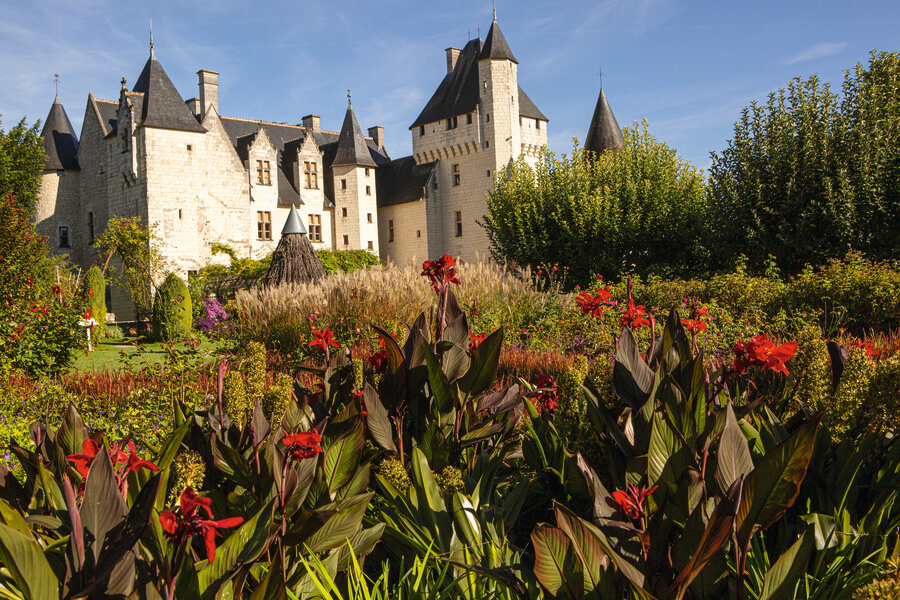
[
  {"left": 479, "top": 19, "right": 518, "bottom": 64},
  {"left": 332, "top": 101, "right": 376, "bottom": 167},
  {"left": 132, "top": 53, "right": 205, "bottom": 132},
  {"left": 585, "top": 88, "right": 624, "bottom": 156},
  {"left": 281, "top": 204, "right": 307, "bottom": 235},
  {"left": 41, "top": 96, "right": 79, "bottom": 170}
]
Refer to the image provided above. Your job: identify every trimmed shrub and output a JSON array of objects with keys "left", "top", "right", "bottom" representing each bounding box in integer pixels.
[
  {"left": 151, "top": 273, "right": 192, "bottom": 342},
  {"left": 82, "top": 266, "right": 106, "bottom": 343},
  {"left": 316, "top": 248, "right": 381, "bottom": 273}
]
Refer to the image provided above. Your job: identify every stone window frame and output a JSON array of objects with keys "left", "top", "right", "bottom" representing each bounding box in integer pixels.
[
  {"left": 256, "top": 160, "right": 272, "bottom": 186},
  {"left": 367, "top": 212, "right": 373, "bottom": 223},
  {"left": 455, "top": 211, "right": 463, "bottom": 238},
  {"left": 343, "top": 234, "right": 349, "bottom": 246},
  {"left": 367, "top": 240, "right": 374, "bottom": 251},
  {"left": 341, "top": 179, "right": 347, "bottom": 190},
  {"left": 342, "top": 207, "right": 348, "bottom": 218},
  {"left": 388, "top": 220, "right": 394, "bottom": 242},
  {"left": 257, "top": 211, "right": 272, "bottom": 240},
  {"left": 308, "top": 214, "right": 322, "bottom": 242},
  {"left": 419, "top": 125, "right": 425, "bottom": 136},
  {"left": 304, "top": 161, "right": 318, "bottom": 189},
  {"left": 58, "top": 225, "right": 70, "bottom": 248},
  {"left": 366, "top": 185, "right": 372, "bottom": 196},
  {"left": 452, "top": 164, "right": 460, "bottom": 187}
]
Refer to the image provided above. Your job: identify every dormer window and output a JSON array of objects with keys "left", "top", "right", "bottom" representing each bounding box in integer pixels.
[
  {"left": 256, "top": 160, "right": 271, "bottom": 185},
  {"left": 304, "top": 161, "right": 318, "bottom": 189}
]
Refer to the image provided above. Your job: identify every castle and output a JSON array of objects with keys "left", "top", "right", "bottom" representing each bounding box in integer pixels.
[{"left": 35, "top": 17, "right": 623, "bottom": 320}]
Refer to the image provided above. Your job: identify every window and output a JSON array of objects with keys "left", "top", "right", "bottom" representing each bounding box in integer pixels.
[
  {"left": 186, "top": 144, "right": 192, "bottom": 151},
  {"left": 366, "top": 185, "right": 371, "bottom": 196},
  {"left": 256, "top": 160, "right": 271, "bottom": 185},
  {"left": 121, "top": 127, "right": 129, "bottom": 153},
  {"left": 304, "top": 161, "right": 318, "bottom": 189},
  {"left": 178, "top": 209, "right": 183, "bottom": 219},
  {"left": 343, "top": 234, "right": 349, "bottom": 246},
  {"left": 487, "top": 170, "right": 492, "bottom": 177},
  {"left": 416, "top": 230, "right": 421, "bottom": 238},
  {"left": 486, "top": 114, "right": 490, "bottom": 122},
  {"left": 365, "top": 168, "right": 370, "bottom": 177},
  {"left": 452, "top": 164, "right": 460, "bottom": 186},
  {"left": 308, "top": 214, "right": 322, "bottom": 242},
  {"left": 446, "top": 116, "right": 458, "bottom": 130},
  {"left": 341, "top": 179, "right": 347, "bottom": 190},
  {"left": 257, "top": 211, "right": 272, "bottom": 240},
  {"left": 87, "top": 212, "right": 94, "bottom": 244},
  {"left": 342, "top": 207, "right": 348, "bottom": 218},
  {"left": 466, "top": 113, "right": 473, "bottom": 125},
  {"left": 367, "top": 212, "right": 372, "bottom": 223},
  {"left": 388, "top": 220, "right": 394, "bottom": 242},
  {"left": 57, "top": 170, "right": 65, "bottom": 177},
  {"left": 455, "top": 211, "right": 463, "bottom": 237},
  {"left": 536, "top": 120, "right": 541, "bottom": 130},
  {"left": 367, "top": 240, "right": 373, "bottom": 251},
  {"left": 59, "top": 226, "right": 70, "bottom": 248},
  {"left": 484, "top": 140, "right": 489, "bottom": 148},
  {"left": 419, "top": 125, "right": 425, "bottom": 136}
]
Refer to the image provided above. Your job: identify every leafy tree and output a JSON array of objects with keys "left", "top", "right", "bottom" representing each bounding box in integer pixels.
[
  {"left": 709, "top": 51, "right": 900, "bottom": 272},
  {"left": 484, "top": 120, "right": 709, "bottom": 287},
  {"left": 93, "top": 216, "right": 167, "bottom": 317},
  {"left": 0, "top": 116, "right": 44, "bottom": 214}
]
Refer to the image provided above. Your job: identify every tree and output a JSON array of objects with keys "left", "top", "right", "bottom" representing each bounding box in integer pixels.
[
  {"left": 151, "top": 273, "right": 192, "bottom": 342},
  {"left": 0, "top": 116, "right": 44, "bottom": 214},
  {"left": 93, "top": 216, "right": 168, "bottom": 318},
  {"left": 708, "top": 51, "right": 900, "bottom": 272},
  {"left": 484, "top": 120, "right": 709, "bottom": 287}
]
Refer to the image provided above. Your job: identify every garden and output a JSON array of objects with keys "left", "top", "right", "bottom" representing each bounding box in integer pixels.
[{"left": 2, "top": 50, "right": 900, "bottom": 599}]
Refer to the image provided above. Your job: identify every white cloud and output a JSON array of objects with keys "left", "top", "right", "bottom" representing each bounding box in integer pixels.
[{"left": 787, "top": 42, "right": 848, "bottom": 65}]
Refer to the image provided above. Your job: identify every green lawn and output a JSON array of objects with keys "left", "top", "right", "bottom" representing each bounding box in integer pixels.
[{"left": 71, "top": 338, "right": 223, "bottom": 371}]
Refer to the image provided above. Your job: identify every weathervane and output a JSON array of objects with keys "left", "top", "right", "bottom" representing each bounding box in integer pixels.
[
  {"left": 347, "top": 88, "right": 352, "bottom": 106},
  {"left": 54, "top": 73, "right": 59, "bottom": 96},
  {"left": 493, "top": 0, "right": 496, "bottom": 20},
  {"left": 599, "top": 66, "right": 602, "bottom": 89},
  {"left": 150, "top": 19, "right": 154, "bottom": 56}
]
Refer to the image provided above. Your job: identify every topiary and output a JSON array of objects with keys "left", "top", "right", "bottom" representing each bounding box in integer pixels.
[
  {"left": 151, "top": 273, "right": 192, "bottom": 342},
  {"left": 82, "top": 266, "right": 106, "bottom": 344}
]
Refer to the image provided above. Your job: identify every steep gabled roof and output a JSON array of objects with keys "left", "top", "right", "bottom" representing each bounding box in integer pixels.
[
  {"left": 376, "top": 156, "right": 437, "bottom": 208},
  {"left": 332, "top": 102, "right": 377, "bottom": 168},
  {"left": 132, "top": 54, "right": 206, "bottom": 132},
  {"left": 411, "top": 38, "right": 483, "bottom": 128},
  {"left": 479, "top": 19, "right": 518, "bottom": 64},
  {"left": 584, "top": 88, "right": 624, "bottom": 155},
  {"left": 90, "top": 95, "right": 118, "bottom": 137},
  {"left": 518, "top": 86, "right": 548, "bottom": 122},
  {"left": 41, "top": 96, "right": 79, "bottom": 170}
]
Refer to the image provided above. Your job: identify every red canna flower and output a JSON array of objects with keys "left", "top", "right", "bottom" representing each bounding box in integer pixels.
[
  {"left": 282, "top": 429, "right": 323, "bottom": 462},
  {"left": 533, "top": 374, "right": 561, "bottom": 412},
  {"left": 369, "top": 349, "right": 390, "bottom": 374},
  {"left": 469, "top": 331, "right": 488, "bottom": 355},
  {"left": 67, "top": 439, "right": 100, "bottom": 478},
  {"left": 421, "top": 254, "right": 461, "bottom": 293},
  {"left": 159, "top": 487, "right": 243, "bottom": 564},
  {"left": 608, "top": 482, "right": 658, "bottom": 521},
  {"left": 621, "top": 299, "right": 651, "bottom": 330},
  {"left": 575, "top": 286, "right": 612, "bottom": 318},
  {"left": 733, "top": 334, "right": 798, "bottom": 376},
  {"left": 25, "top": 277, "right": 34, "bottom": 286},
  {"left": 681, "top": 318, "right": 708, "bottom": 334},
  {"left": 309, "top": 328, "right": 340, "bottom": 351},
  {"left": 852, "top": 338, "right": 880, "bottom": 359}
]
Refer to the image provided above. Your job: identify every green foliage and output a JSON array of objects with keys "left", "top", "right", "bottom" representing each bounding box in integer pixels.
[
  {"left": 317, "top": 248, "right": 381, "bottom": 274},
  {"left": 82, "top": 265, "right": 106, "bottom": 343},
  {"left": 93, "top": 216, "right": 167, "bottom": 316},
  {"left": 709, "top": 51, "right": 900, "bottom": 272},
  {"left": 169, "top": 450, "right": 206, "bottom": 503},
  {"left": 861, "top": 355, "right": 900, "bottom": 433},
  {"left": 151, "top": 273, "right": 192, "bottom": 342},
  {"left": 827, "top": 350, "right": 878, "bottom": 440},
  {"left": 0, "top": 194, "right": 83, "bottom": 376},
  {"left": 0, "top": 116, "right": 44, "bottom": 214},
  {"left": 192, "top": 243, "right": 271, "bottom": 303},
  {"left": 485, "top": 120, "right": 709, "bottom": 287},
  {"left": 222, "top": 370, "right": 250, "bottom": 425},
  {"left": 784, "top": 325, "right": 831, "bottom": 411}
]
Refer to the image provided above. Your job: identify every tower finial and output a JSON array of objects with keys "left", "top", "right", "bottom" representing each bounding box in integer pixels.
[
  {"left": 149, "top": 19, "right": 154, "bottom": 57},
  {"left": 347, "top": 88, "right": 351, "bottom": 106},
  {"left": 54, "top": 73, "right": 59, "bottom": 97},
  {"left": 493, "top": 0, "right": 497, "bottom": 21},
  {"left": 599, "top": 66, "right": 602, "bottom": 90}
]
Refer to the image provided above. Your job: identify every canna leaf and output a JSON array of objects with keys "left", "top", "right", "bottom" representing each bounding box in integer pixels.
[
  {"left": 364, "top": 384, "right": 397, "bottom": 452},
  {"left": 758, "top": 527, "right": 815, "bottom": 600},
  {"left": 613, "top": 327, "right": 654, "bottom": 410},
  {"left": 0, "top": 522, "right": 57, "bottom": 600},
  {"left": 716, "top": 402, "right": 754, "bottom": 496},
  {"left": 459, "top": 328, "right": 503, "bottom": 399},
  {"left": 531, "top": 524, "right": 585, "bottom": 600}
]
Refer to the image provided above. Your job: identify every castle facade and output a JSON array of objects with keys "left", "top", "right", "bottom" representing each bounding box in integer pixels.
[{"left": 35, "top": 18, "right": 549, "bottom": 319}]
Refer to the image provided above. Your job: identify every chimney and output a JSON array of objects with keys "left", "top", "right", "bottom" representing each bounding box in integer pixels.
[
  {"left": 302, "top": 114, "right": 320, "bottom": 131},
  {"left": 368, "top": 126, "right": 384, "bottom": 150},
  {"left": 445, "top": 47, "right": 461, "bottom": 73},
  {"left": 185, "top": 97, "right": 201, "bottom": 117},
  {"left": 197, "top": 69, "right": 219, "bottom": 118}
]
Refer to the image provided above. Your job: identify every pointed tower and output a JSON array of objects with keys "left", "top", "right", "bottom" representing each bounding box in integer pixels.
[
  {"left": 35, "top": 95, "right": 81, "bottom": 255},
  {"left": 332, "top": 94, "right": 379, "bottom": 255},
  {"left": 585, "top": 88, "right": 624, "bottom": 156},
  {"left": 478, "top": 16, "right": 521, "bottom": 171}
]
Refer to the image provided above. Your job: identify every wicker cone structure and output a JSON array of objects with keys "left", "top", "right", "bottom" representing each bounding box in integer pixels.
[{"left": 264, "top": 206, "right": 326, "bottom": 287}]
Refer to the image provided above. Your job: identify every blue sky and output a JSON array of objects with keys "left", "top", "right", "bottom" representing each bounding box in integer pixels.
[{"left": 2, "top": 1, "right": 899, "bottom": 169}]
